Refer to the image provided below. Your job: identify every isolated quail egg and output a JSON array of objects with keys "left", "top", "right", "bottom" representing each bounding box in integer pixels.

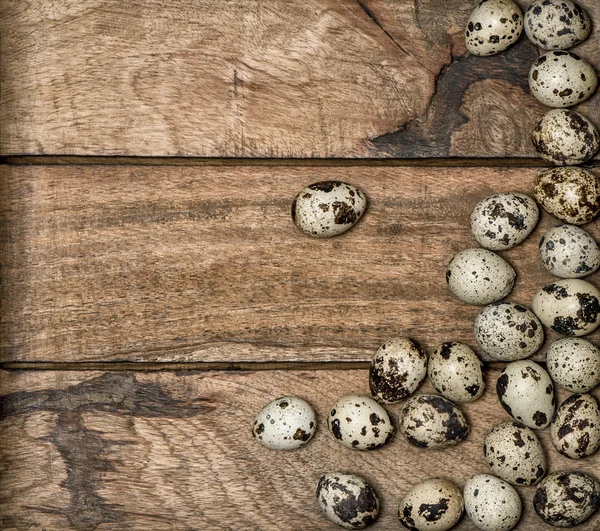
[
  {"left": 496, "top": 360, "right": 556, "bottom": 429},
  {"left": 474, "top": 302, "right": 544, "bottom": 361},
  {"left": 327, "top": 395, "right": 394, "bottom": 450},
  {"left": 398, "top": 394, "right": 469, "bottom": 449},
  {"left": 252, "top": 396, "right": 316, "bottom": 450},
  {"left": 470, "top": 193, "right": 539, "bottom": 251},
  {"left": 369, "top": 337, "right": 427, "bottom": 404},
  {"left": 446, "top": 248, "right": 515, "bottom": 305},
  {"left": 525, "top": 0, "right": 591, "bottom": 50},
  {"left": 529, "top": 51, "right": 598, "bottom": 108},
  {"left": 465, "top": 0, "right": 523, "bottom": 57},
  {"left": 398, "top": 478, "right": 464, "bottom": 531},
  {"left": 291, "top": 181, "right": 366, "bottom": 237},
  {"left": 463, "top": 474, "right": 522, "bottom": 531},
  {"left": 483, "top": 422, "right": 547, "bottom": 486},
  {"left": 428, "top": 342, "right": 485, "bottom": 402},
  {"left": 551, "top": 393, "right": 600, "bottom": 459},
  {"left": 534, "top": 471, "right": 600, "bottom": 527},
  {"left": 532, "top": 109, "right": 600, "bottom": 166},
  {"left": 546, "top": 337, "right": 600, "bottom": 392},
  {"left": 533, "top": 167, "right": 600, "bottom": 225},
  {"left": 539, "top": 225, "right": 600, "bottom": 278},
  {"left": 532, "top": 278, "right": 600, "bottom": 336},
  {"left": 316, "top": 473, "right": 380, "bottom": 529}
]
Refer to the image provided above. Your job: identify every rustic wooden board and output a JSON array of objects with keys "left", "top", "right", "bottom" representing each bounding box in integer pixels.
[
  {"left": 1, "top": 0, "right": 598, "bottom": 158},
  {"left": 1, "top": 369, "right": 599, "bottom": 531},
  {"left": 4, "top": 164, "right": 600, "bottom": 363}
]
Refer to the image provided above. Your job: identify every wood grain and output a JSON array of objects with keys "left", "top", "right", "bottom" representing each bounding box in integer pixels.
[
  {"left": 1, "top": 369, "right": 598, "bottom": 531},
  {"left": 4, "top": 164, "right": 600, "bottom": 363},
  {"left": 1, "top": 0, "right": 598, "bottom": 158}
]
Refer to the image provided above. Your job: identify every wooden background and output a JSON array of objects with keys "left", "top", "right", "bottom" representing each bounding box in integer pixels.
[{"left": 1, "top": 0, "right": 600, "bottom": 530}]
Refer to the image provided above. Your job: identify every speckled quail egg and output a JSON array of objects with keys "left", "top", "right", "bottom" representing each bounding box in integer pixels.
[
  {"left": 252, "top": 396, "right": 316, "bottom": 450},
  {"left": 316, "top": 473, "right": 380, "bottom": 529},
  {"left": 483, "top": 421, "right": 547, "bottom": 486},
  {"left": 470, "top": 193, "right": 539, "bottom": 250},
  {"left": 529, "top": 51, "right": 598, "bottom": 108},
  {"left": 525, "top": 0, "right": 591, "bottom": 50},
  {"left": 534, "top": 471, "right": 600, "bottom": 527},
  {"left": 533, "top": 167, "right": 600, "bottom": 225},
  {"left": 532, "top": 278, "right": 600, "bottom": 336},
  {"left": 546, "top": 337, "right": 600, "bottom": 392},
  {"left": 291, "top": 181, "right": 366, "bottom": 238},
  {"left": 463, "top": 474, "right": 522, "bottom": 531},
  {"left": 428, "top": 342, "right": 485, "bottom": 403},
  {"left": 327, "top": 395, "right": 394, "bottom": 450},
  {"left": 369, "top": 337, "right": 427, "bottom": 404},
  {"left": 398, "top": 394, "right": 469, "bottom": 449},
  {"left": 446, "top": 248, "right": 515, "bottom": 305},
  {"left": 398, "top": 478, "right": 464, "bottom": 531},
  {"left": 532, "top": 109, "right": 600, "bottom": 166},
  {"left": 465, "top": 0, "right": 523, "bottom": 57},
  {"left": 539, "top": 225, "right": 600, "bottom": 278},
  {"left": 474, "top": 302, "right": 544, "bottom": 361},
  {"left": 496, "top": 360, "right": 556, "bottom": 429},
  {"left": 551, "top": 393, "right": 600, "bottom": 459}
]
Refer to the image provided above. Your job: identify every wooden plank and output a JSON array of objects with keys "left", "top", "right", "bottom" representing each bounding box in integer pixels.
[
  {"left": 4, "top": 164, "right": 600, "bottom": 363},
  {"left": 1, "top": 369, "right": 599, "bottom": 530},
  {"left": 1, "top": 0, "right": 598, "bottom": 158}
]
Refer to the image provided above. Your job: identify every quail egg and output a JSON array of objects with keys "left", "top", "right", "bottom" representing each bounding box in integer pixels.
[
  {"left": 398, "top": 478, "right": 464, "bottom": 531},
  {"left": 465, "top": 0, "right": 523, "bottom": 57},
  {"left": 533, "top": 167, "right": 600, "bottom": 225},
  {"left": 532, "top": 278, "right": 600, "bottom": 336},
  {"left": 470, "top": 193, "right": 539, "bottom": 250},
  {"left": 525, "top": 0, "right": 591, "bottom": 50},
  {"left": 316, "top": 473, "right": 380, "bottom": 529},
  {"left": 529, "top": 51, "right": 598, "bottom": 108},
  {"left": 327, "top": 395, "right": 394, "bottom": 450},
  {"left": 483, "top": 421, "right": 547, "bottom": 486},
  {"left": 446, "top": 248, "right": 515, "bottom": 305},
  {"left": 428, "top": 342, "right": 485, "bottom": 402},
  {"left": 551, "top": 393, "right": 600, "bottom": 459},
  {"left": 546, "top": 337, "right": 600, "bottom": 392},
  {"left": 474, "top": 302, "right": 544, "bottom": 361},
  {"left": 398, "top": 394, "right": 469, "bottom": 449},
  {"left": 539, "top": 225, "right": 600, "bottom": 278},
  {"left": 534, "top": 471, "right": 600, "bottom": 527},
  {"left": 532, "top": 109, "right": 600, "bottom": 166},
  {"left": 463, "top": 474, "right": 522, "bottom": 531},
  {"left": 291, "top": 181, "right": 366, "bottom": 237},
  {"left": 496, "top": 360, "right": 556, "bottom": 429},
  {"left": 252, "top": 396, "right": 316, "bottom": 450},
  {"left": 369, "top": 337, "right": 427, "bottom": 404}
]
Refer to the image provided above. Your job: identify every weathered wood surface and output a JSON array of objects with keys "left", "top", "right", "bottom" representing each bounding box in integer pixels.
[
  {"left": 1, "top": 0, "right": 598, "bottom": 158},
  {"left": 1, "top": 369, "right": 598, "bottom": 531},
  {"left": 4, "top": 164, "right": 600, "bottom": 363}
]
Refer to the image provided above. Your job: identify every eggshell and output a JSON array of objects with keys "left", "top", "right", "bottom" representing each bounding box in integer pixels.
[
  {"left": 316, "top": 473, "right": 380, "bottom": 529},
  {"left": 465, "top": 0, "right": 523, "bottom": 56},
  {"left": 532, "top": 278, "right": 600, "bottom": 336},
  {"left": 551, "top": 393, "right": 600, "bottom": 459},
  {"left": 327, "top": 395, "right": 394, "bottom": 450},
  {"left": 398, "top": 478, "right": 464, "bottom": 531},
  {"left": 525, "top": 0, "right": 591, "bottom": 50},
  {"left": 546, "top": 337, "right": 600, "bottom": 392},
  {"left": 463, "top": 474, "right": 522, "bottom": 531},
  {"left": 474, "top": 302, "right": 544, "bottom": 361},
  {"left": 446, "top": 248, "right": 515, "bottom": 305},
  {"left": 483, "top": 421, "right": 547, "bottom": 486},
  {"left": 534, "top": 471, "right": 600, "bottom": 527},
  {"left": 539, "top": 225, "right": 600, "bottom": 278},
  {"left": 369, "top": 337, "right": 427, "bottom": 404},
  {"left": 428, "top": 342, "right": 485, "bottom": 403},
  {"left": 252, "top": 396, "right": 316, "bottom": 450},
  {"left": 291, "top": 181, "right": 366, "bottom": 237},
  {"left": 398, "top": 394, "right": 469, "bottom": 449},
  {"left": 496, "top": 360, "right": 556, "bottom": 429}
]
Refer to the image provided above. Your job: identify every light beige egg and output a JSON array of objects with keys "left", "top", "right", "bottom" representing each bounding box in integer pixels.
[
  {"left": 525, "top": 0, "right": 591, "bottom": 50},
  {"left": 551, "top": 393, "right": 600, "bottom": 459},
  {"left": 465, "top": 0, "right": 523, "bottom": 56},
  {"left": 464, "top": 474, "right": 522, "bottom": 531},
  {"left": 546, "top": 337, "right": 600, "bottom": 392}
]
